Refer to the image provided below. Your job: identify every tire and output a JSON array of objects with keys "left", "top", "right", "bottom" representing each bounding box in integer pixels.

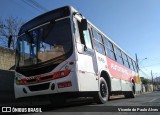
[
  {"left": 124, "top": 92, "right": 130, "bottom": 98},
  {"left": 94, "top": 77, "right": 109, "bottom": 104},
  {"left": 129, "top": 82, "right": 136, "bottom": 98}
]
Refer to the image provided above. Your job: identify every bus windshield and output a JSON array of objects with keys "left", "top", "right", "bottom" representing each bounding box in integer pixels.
[{"left": 16, "top": 18, "right": 72, "bottom": 67}]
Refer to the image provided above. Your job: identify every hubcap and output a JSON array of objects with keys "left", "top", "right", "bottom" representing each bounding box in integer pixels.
[{"left": 100, "top": 82, "right": 107, "bottom": 98}]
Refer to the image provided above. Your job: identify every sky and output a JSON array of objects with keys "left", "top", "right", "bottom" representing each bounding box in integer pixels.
[{"left": 0, "top": 0, "right": 160, "bottom": 79}]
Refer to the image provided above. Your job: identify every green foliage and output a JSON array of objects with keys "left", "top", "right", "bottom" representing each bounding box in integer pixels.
[{"left": 141, "top": 77, "right": 151, "bottom": 85}]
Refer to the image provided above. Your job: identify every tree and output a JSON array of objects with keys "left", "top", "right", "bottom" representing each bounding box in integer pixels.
[
  {"left": 0, "top": 16, "right": 24, "bottom": 50},
  {"left": 141, "top": 77, "right": 151, "bottom": 85}
]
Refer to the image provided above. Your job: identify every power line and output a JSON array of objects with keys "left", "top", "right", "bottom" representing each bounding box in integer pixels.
[
  {"left": 29, "top": 0, "right": 48, "bottom": 12},
  {"left": 21, "top": 0, "right": 48, "bottom": 13},
  {"left": 141, "top": 63, "right": 160, "bottom": 68},
  {"left": 139, "top": 69, "right": 151, "bottom": 79},
  {"left": 147, "top": 57, "right": 160, "bottom": 59},
  {"left": 12, "top": 0, "right": 37, "bottom": 15},
  {"left": 22, "top": 0, "right": 42, "bottom": 13},
  {"left": 141, "top": 67, "right": 152, "bottom": 77}
]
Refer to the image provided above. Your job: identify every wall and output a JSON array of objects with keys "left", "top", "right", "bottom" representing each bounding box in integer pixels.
[
  {"left": 0, "top": 69, "right": 15, "bottom": 103},
  {"left": 0, "top": 47, "right": 15, "bottom": 70}
]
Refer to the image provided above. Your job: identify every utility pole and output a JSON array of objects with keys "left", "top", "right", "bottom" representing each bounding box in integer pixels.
[
  {"left": 135, "top": 53, "right": 139, "bottom": 72},
  {"left": 151, "top": 70, "right": 154, "bottom": 91},
  {"left": 151, "top": 70, "right": 153, "bottom": 84}
]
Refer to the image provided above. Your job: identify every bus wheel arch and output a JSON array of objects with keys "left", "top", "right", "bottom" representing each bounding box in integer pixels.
[
  {"left": 132, "top": 80, "right": 135, "bottom": 93},
  {"left": 94, "top": 71, "right": 111, "bottom": 104},
  {"left": 129, "top": 79, "right": 136, "bottom": 98},
  {"left": 100, "top": 71, "right": 111, "bottom": 94}
]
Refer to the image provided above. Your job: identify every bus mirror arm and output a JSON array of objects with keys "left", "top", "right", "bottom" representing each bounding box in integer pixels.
[{"left": 81, "top": 19, "right": 87, "bottom": 30}]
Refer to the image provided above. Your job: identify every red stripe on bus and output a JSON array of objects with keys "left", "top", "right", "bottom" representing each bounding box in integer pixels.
[{"left": 106, "top": 57, "right": 135, "bottom": 82}]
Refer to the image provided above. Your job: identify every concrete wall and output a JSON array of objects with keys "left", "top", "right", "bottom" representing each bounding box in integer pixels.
[
  {"left": 0, "top": 69, "right": 15, "bottom": 103},
  {"left": 0, "top": 47, "right": 15, "bottom": 70}
]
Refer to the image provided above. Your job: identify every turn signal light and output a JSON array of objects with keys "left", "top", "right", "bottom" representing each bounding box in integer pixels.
[
  {"left": 53, "top": 70, "right": 71, "bottom": 79},
  {"left": 16, "top": 79, "right": 26, "bottom": 85}
]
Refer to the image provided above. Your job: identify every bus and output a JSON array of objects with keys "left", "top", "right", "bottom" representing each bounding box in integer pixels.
[{"left": 11, "top": 6, "right": 141, "bottom": 104}]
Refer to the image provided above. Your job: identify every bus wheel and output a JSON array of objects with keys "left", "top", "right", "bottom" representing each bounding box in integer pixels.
[
  {"left": 94, "top": 77, "right": 109, "bottom": 104},
  {"left": 129, "top": 82, "right": 136, "bottom": 98},
  {"left": 124, "top": 92, "right": 130, "bottom": 98}
]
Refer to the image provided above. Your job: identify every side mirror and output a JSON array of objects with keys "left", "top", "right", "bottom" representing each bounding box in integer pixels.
[
  {"left": 8, "top": 35, "right": 12, "bottom": 48},
  {"left": 81, "top": 19, "right": 87, "bottom": 30}
]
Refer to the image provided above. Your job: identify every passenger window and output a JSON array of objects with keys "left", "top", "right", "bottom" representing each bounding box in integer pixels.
[
  {"left": 132, "top": 60, "right": 137, "bottom": 72},
  {"left": 104, "top": 39, "right": 116, "bottom": 60},
  {"left": 108, "top": 41, "right": 114, "bottom": 51},
  {"left": 92, "top": 28, "right": 102, "bottom": 43},
  {"left": 115, "top": 47, "right": 123, "bottom": 65},
  {"left": 83, "top": 30, "right": 92, "bottom": 49},
  {"left": 93, "top": 39, "right": 105, "bottom": 55},
  {"left": 122, "top": 52, "right": 129, "bottom": 68},
  {"left": 77, "top": 21, "right": 92, "bottom": 50},
  {"left": 128, "top": 58, "right": 134, "bottom": 70},
  {"left": 103, "top": 38, "right": 109, "bottom": 47}
]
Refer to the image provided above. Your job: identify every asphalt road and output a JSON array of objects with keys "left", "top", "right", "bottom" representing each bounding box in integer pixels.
[{"left": 1, "top": 91, "right": 160, "bottom": 114}]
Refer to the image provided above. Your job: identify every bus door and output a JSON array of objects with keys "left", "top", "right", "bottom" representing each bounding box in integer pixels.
[{"left": 74, "top": 17, "right": 99, "bottom": 91}]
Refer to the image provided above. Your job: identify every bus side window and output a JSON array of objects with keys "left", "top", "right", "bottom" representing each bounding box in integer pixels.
[
  {"left": 93, "top": 39, "right": 105, "bottom": 55},
  {"left": 128, "top": 57, "right": 134, "bottom": 70},
  {"left": 77, "top": 21, "right": 92, "bottom": 50},
  {"left": 132, "top": 60, "right": 138, "bottom": 72},
  {"left": 92, "top": 28, "right": 103, "bottom": 43},
  {"left": 83, "top": 30, "right": 92, "bottom": 49},
  {"left": 104, "top": 39, "right": 116, "bottom": 60},
  {"left": 122, "top": 52, "right": 130, "bottom": 68},
  {"left": 91, "top": 28, "right": 105, "bottom": 55},
  {"left": 115, "top": 46, "right": 124, "bottom": 65}
]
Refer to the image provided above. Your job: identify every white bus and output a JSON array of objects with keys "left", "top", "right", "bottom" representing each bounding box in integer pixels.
[{"left": 12, "top": 6, "right": 141, "bottom": 104}]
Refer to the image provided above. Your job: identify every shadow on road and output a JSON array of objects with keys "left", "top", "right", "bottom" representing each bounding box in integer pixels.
[{"left": 1, "top": 96, "right": 131, "bottom": 112}]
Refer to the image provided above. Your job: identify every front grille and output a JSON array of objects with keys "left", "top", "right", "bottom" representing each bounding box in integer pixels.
[
  {"left": 28, "top": 83, "right": 50, "bottom": 91},
  {"left": 27, "top": 79, "right": 36, "bottom": 83},
  {"left": 26, "top": 75, "right": 53, "bottom": 84},
  {"left": 40, "top": 75, "right": 53, "bottom": 81}
]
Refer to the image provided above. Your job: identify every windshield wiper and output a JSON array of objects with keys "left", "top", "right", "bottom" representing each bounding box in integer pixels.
[
  {"left": 40, "top": 20, "right": 55, "bottom": 51},
  {"left": 43, "top": 20, "right": 55, "bottom": 40},
  {"left": 25, "top": 31, "right": 34, "bottom": 44},
  {"left": 25, "top": 31, "right": 36, "bottom": 60}
]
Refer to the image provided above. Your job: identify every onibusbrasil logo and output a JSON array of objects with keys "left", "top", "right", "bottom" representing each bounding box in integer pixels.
[{"left": 1, "top": 107, "right": 42, "bottom": 113}]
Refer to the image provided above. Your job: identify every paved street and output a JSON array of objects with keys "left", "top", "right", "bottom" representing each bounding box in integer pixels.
[{"left": 1, "top": 91, "right": 160, "bottom": 114}]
